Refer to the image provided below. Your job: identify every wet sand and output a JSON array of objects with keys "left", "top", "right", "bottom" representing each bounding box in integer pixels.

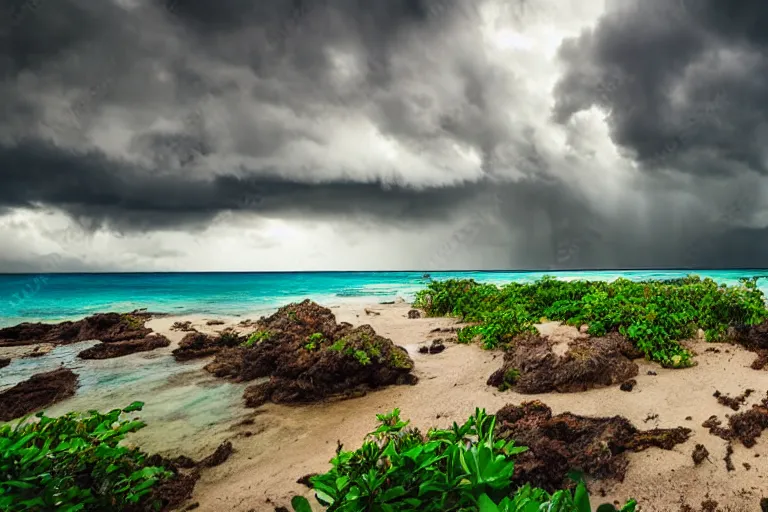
[{"left": 4, "top": 303, "right": 768, "bottom": 510}]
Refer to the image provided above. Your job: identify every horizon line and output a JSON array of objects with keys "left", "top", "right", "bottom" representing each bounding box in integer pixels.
[{"left": 1, "top": 267, "right": 768, "bottom": 276}]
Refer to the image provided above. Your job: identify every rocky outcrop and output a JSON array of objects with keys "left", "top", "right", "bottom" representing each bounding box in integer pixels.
[
  {"left": 0, "top": 311, "right": 171, "bottom": 360},
  {"left": 488, "top": 332, "right": 641, "bottom": 393},
  {"left": 204, "top": 300, "right": 417, "bottom": 406},
  {"left": 0, "top": 368, "right": 79, "bottom": 421},
  {"left": 0, "top": 312, "right": 152, "bottom": 345},
  {"left": 172, "top": 331, "right": 244, "bottom": 362},
  {"left": 78, "top": 334, "right": 171, "bottom": 360}
]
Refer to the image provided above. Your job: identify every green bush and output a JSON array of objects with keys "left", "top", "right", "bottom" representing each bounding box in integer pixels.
[
  {"left": 0, "top": 402, "right": 171, "bottom": 511},
  {"left": 290, "top": 408, "right": 637, "bottom": 512},
  {"left": 414, "top": 275, "right": 768, "bottom": 368},
  {"left": 243, "top": 329, "right": 272, "bottom": 347}
]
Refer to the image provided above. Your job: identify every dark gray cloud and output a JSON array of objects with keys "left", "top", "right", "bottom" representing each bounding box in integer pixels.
[
  {"left": 554, "top": 0, "right": 768, "bottom": 177},
  {"left": 0, "top": 0, "right": 767, "bottom": 270}
]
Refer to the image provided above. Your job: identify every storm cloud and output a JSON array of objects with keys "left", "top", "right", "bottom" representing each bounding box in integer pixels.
[{"left": 0, "top": 0, "right": 766, "bottom": 271}]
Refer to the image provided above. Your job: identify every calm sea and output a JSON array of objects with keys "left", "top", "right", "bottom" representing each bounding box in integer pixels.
[{"left": 2, "top": 269, "right": 768, "bottom": 327}]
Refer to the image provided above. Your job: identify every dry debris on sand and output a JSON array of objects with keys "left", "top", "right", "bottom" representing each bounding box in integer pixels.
[
  {"left": 703, "top": 391, "right": 768, "bottom": 448},
  {"left": 0, "top": 311, "right": 170, "bottom": 360},
  {"left": 692, "top": 444, "right": 710, "bottom": 465},
  {"left": 0, "top": 368, "right": 78, "bottom": 421},
  {"left": 494, "top": 401, "right": 692, "bottom": 491},
  {"left": 713, "top": 389, "right": 754, "bottom": 411},
  {"left": 203, "top": 300, "right": 417, "bottom": 407},
  {"left": 487, "top": 332, "right": 642, "bottom": 393}
]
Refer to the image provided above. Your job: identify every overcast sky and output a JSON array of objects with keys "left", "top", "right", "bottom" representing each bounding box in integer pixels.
[{"left": 0, "top": 0, "right": 766, "bottom": 271}]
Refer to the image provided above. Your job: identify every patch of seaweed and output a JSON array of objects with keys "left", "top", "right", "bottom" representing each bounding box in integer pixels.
[
  {"left": 488, "top": 333, "right": 641, "bottom": 393},
  {"left": 494, "top": 401, "right": 691, "bottom": 491}
]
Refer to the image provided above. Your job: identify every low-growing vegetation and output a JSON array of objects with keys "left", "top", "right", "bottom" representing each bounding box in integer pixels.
[
  {"left": 414, "top": 275, "right": 768, "bottom": 368},
  {"left": 243, "top": 329, "right": 272, "bottom": 347},
  {"left": 0, "top": 402, "right": 171, "bottom": 511},
  {"left": 290, "top": 408, "right": 637, "bottom": 512}
]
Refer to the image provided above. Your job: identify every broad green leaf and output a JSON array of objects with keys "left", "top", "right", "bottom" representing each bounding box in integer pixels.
[
  {"left": 291, "top": 496, "right": 312, "bottom": 512},
  {"left": 477, "top": 493, "right": 500, "bottom": 512}
]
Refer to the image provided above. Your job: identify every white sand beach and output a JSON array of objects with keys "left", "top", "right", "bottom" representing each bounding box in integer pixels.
[{"left": 4, "top": 302, "right": 768, "bottom": 511}]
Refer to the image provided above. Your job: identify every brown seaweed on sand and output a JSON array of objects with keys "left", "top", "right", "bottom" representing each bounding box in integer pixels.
[
  {"left": 204, "top": 300, "right": 417, "bottom": 406},
  {"left": 487, "top": 333, "right": 642, "bottom": 393},
  {"left": 703, "top": 393, "right": 768, "bottom": 448},
  {"left": 494, "top": 401, "right": 692, "bottom": 491},
  {"left": 727, "top": 321, "right": 768, "bottom": 369},
  {"left": 0, "top": 368, "right": 78, "bottom": 421}
]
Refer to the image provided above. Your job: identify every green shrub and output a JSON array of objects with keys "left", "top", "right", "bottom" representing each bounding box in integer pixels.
[
  {"left": 290, "top": 408, "right": 637, "bottom": 512},
  {"left": 353, "top": 350, "right": 371, "bottom": 366},
  {"left": 414, "top": 275, "right": 768, "bottom": 368},
  {"left": 243, "top": 329, "right": 272, "bottom": 347},
  {"left": 305, "top": 333, "right": 325, "bottom": 351},
  {"left": 0, "top": 402, "right": 172, "bottom": 511}
]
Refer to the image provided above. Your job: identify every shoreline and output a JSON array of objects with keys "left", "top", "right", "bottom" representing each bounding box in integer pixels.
[{"left": 2, "top": 301, "right": 768, "bottom": 510}]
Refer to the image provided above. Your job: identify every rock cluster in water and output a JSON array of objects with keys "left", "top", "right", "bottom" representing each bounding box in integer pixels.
[
  {"left": 0, "top": 312, "right": 170, "bottom": 360},
  {"left": 0, "top": 368, "right": 79, "bottom": 421}
]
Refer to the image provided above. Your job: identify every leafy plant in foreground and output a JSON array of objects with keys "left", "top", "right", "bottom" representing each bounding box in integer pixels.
[
  {"left": 290, "top": 408, "right": 637, "bottom": 512},
  {"left": 0, "top": 402, "right": 172, "bottom": 511}
]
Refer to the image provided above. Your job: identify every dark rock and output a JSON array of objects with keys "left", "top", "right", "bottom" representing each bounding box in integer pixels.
[
  {"left": 647, "top": 371, "right": 657, "bottom": 376},
  {"left": 206, "top": 319, "right": 225, "bottom": 326},
  {"left": 78, "top": 334, "right": 170, "bottom": 359},
  {"left": 0, "top": 368, "right": 78, "bottom": 421},
  {"left": 692, "top": 444, "right": 709, "bottom": 465},
  {"left": 494, "top": 401, "right": 691, "bottom": 491},
  {"left": 173, "top": 331, "right": 243, "bottom": 361},
  {"left": 488, "top": 333, "right": 640, "bottom": 394},
  {"left": 0, "top": 357, "right": 10, "bottom": 369},
  {"left": 0, "top": 312, "right": 169, "bottom": 359},
  {"left": 199, "top": 441, "right": 234, "bottom": 468},
  {"left": 620, "top": 379, "right": 637, "bottom": 392},
  {"left": 418, "top": 339, "right": 446, "bottom": 355},
  {"left": 407, "top": 309, "right": 421, "bottom": 319},
  {"left": 207, "top": 300, "right": 417, "bottom": 406}
]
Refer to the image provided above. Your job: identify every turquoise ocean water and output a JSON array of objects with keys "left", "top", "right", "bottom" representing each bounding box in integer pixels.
[{"left": 2, "top": 269, "right": 768, "bottom": 328}]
